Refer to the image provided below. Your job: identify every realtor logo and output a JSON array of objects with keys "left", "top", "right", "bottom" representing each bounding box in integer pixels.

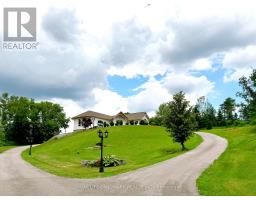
[{"left": 4, "top": 8, "right": 36, "bottom": 41}]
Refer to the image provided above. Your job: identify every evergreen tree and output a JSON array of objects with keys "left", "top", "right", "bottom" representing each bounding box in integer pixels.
[
  {"left": 164, "top": 91, "right": 196, "bottom": 150},
  {"left": 220, "top": 97, "right": 236, "bottom": 125},
  {"left": 216, "top": 108, "right": 225, "bottom": 126}
]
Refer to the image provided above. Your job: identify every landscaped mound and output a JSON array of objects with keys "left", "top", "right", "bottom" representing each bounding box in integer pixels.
[
  {"left": 82, "top": 155, "right": 125, "bottom": 167},
  {"left": 22, "top": 126, "right": 202, "bottom": 178}
]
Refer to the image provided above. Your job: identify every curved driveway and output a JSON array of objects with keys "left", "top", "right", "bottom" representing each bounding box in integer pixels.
[{"left": 0, "top": 132, "right": 227, "bottom": 196}]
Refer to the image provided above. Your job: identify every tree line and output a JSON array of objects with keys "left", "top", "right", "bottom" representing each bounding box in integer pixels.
[
  {"left": 149, "top": 70, "right": 256, "bottom": 149},
  {"left": 0, "top": 93, "right": 70, "bottom": 145}
]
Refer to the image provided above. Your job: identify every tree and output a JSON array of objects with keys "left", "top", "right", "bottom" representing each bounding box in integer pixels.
[
  {"left": 149, "top": 117, "right": 161, "bottom": 126},
  {"left": 36, "top": 101, "right": 70, "bottom": 142},
  {"left": 216, "top": 108, "right": 225, "bottom": 126},
  {"left": 237, "top": 69, "right": 256, "bottom": 121},
  {"left": 220, "top": 97, "right": 236, "bottom": 124},
  {"left": 0, "top": 93, "right": 70, "bottom": 144},
  {"left": 193, "top": 97, "right": 216, "bottom": 129},
  {"left": 156, "top": 103, "right": 170, "bottom": 126},
  {"left": 164, "top": 91, "right": 196, "bottom": 150}
]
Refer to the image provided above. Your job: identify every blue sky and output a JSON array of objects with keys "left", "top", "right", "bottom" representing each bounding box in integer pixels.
[{"left": 107, "top": 76, "right": 148, "bottom": 97}]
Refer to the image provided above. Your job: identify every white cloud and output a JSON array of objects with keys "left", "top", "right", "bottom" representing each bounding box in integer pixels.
[
  {"left": 223, "top": 46, "right": 256, "bottom": 82},
  {"left": 190, "top": 58, "right": 212, "bottom": 71},
  {"left": 162, "top": 73, "right": 215, "bottom": 104},
  {"left": 127, "top": 78, "right": 171, "bottom": 112},
  {"left": 90, "top": 88, "right": 128, "bottom": 115}
]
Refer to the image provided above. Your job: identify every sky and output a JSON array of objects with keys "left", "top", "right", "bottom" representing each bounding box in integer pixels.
[{"left": 0, "top": 0, "right": 256, "bottom": 132}]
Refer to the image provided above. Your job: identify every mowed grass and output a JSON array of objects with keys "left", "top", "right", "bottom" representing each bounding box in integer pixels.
[
  {"left": 22, "top": 126, "right": 202, "bottom": 178},
  {"left": 197, "top": 125, "right": 256, "bottom": 196},
  {"left": 0, "top": 146, "right": 16, "bottom": 153}
]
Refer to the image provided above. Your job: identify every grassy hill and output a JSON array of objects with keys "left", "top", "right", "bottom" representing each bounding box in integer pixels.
[
  {"left": 197, "top": 125, "right": 256, "bottom": 195},
  {"left": 22, "top": 125, "right": 202, "bottom": 178}
]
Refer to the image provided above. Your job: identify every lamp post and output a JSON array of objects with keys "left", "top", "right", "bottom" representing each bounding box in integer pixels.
[
  {"left": 98, "top": 129, "right": 108, "bottom": 173},
  {"left": 27, "top": 112, "right": 42, "bottom": 156},
  {"left": 28, "top": 124, "right": 33, "bottom": 156}
]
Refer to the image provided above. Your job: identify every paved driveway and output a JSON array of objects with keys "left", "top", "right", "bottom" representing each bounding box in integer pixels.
[{"left": 0, "top": 132, "right": 227, "bottom": 196}]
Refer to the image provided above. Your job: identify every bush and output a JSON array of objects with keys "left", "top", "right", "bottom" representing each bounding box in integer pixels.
[
  {"left": 103, "top": 155, "right": 120, "bottom": 167},
  {"left": 84, "top": 155, "right": 124, "bottom": 167},
  {"left": 110, "top": 121, "right": 114, "bottom": 126},
  {"left": 135, "top": 121, "right": 138, "bottom": 125},
  {"left": 149, "top": 117, "right": 161, "bottom": 126},
  {"left": 129, "top": 120, "right": 134, "bottom": 125},
  {"left": 116, "top": 120, "right": 123, "bottom": 126},
  {"left": 103, "top": 121, "right": 109, "bottom": 127},
  {"left": 139, "top": 120, "right": 148, "bottom": 125}
]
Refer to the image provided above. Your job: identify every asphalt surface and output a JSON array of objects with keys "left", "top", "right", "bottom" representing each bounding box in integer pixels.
[{"left": 0, "top": 132, "right": 227, "bottom": 196}]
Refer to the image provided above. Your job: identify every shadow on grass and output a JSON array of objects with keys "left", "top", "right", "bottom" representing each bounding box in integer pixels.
[{"left": 161, "top": 148, "right": 183, "bottom": 155}]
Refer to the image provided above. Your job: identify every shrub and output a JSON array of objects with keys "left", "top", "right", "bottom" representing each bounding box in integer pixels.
[
  {"left": 139, "top": 120, "right": 147, "bottom": 125},
  {"left": 103, "top": 121, "right": 108, "bottom": 127},
  {"left": 135, "top": 121, "right": 138, "bottom": 125},
  {"left": 125, "top": 122, "right": 129, "bottom": 125},
  {"left": 116, "top": 120, "right": 123, "bottom": 126},
  {"left": 130, "top": 120, "right": 134, "bottom": 125},
  {"left": 110, "top": 121, "right": 114, "bottom": 126},
  {"left": 149, "top": 117, "right": 161, "bottom": 126},
  {"left": 103, "top": 155, "right": 120, "bottom": 167},
  {"left": 84, "top": 155, "right": 124, "bottom": 167}
]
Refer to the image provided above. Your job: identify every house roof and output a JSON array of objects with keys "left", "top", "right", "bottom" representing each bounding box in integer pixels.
[
  {"left": 113, "top": 112, "right": 129, "bottom": 120},
  {"left": 125, "top": 112, "right": 149, "bottom": 120},
  {"left": 71, "top": 110, "right": 112, "bottom": 120},
  {"left": 72, "top": 110, "right": 149, "bottom": 121}
]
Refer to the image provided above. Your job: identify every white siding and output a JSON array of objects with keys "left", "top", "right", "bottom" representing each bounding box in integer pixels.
[
  {"left": 73, "top": 117, "right": 110, "bottom": 131},
  {"left": 73, "top": 119, "right": 85, "bottom": 131}
]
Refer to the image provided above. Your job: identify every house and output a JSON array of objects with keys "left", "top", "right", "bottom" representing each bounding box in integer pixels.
[{"left": 72, "top": 110, "right": 149, "bottom": 131}]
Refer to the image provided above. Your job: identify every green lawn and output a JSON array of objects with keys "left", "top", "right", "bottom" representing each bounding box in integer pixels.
[
  {"left": 0, "top": 129, "right": 16, "bottom": 153},
  {"left": 197, "top": 125, "right": 256, "bottom": 195},
  {"left": 0, "top": 146, "right": 16, "bottom": 153},
  {"left": 22, "top": 126, "right": 202, "bottom": 178}
]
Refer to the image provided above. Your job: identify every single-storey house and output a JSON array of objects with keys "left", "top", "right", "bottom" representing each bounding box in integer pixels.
[{"left": 72, "top": 110, "right": 149, "bottom": 131}]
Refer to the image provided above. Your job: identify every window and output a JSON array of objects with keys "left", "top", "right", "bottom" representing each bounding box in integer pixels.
[{"left": 78, "top": 119, "right": 82, "bottom": 126}]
